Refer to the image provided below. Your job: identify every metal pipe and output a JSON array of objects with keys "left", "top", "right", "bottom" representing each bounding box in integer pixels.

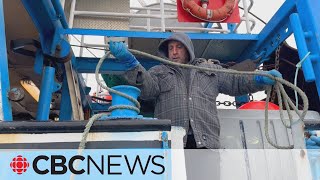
[
  {"left": 74, "top": 10, "right": 177, "bottom": 19},
  {"left": 234, "top": 17, "right": 256, "bottom": 32},
  {"left": 137, "top": 0, "right": 147, "bottom": 7},
  {"left": 290, "top": 13, "right": 315, "bottom": 82},
  {"left": 240, "top": 17, "right": 256, "bottom": 30},
  {"left": 83, "top": 43, "right": 108, "bottom": 48},
  {"left": 51, "top": 0, "right": 69, "bottom": 28},
  {"left": 0, "top": 0, "right": 12, "bottom": 120},
  {"left": 147, "top": 9, "right": 151, "bottom": 32},
  {"left": 68, "top": 0, "right": 76, "bottom": 28},
  {"left": 160, "top": 0, "right": 166, "bottom": 32},
  {"left": 248, "top": 0, "right": 254, "bottom": 11},
  {"left": 131, "top": 6, "right": 177, "bottom": 12},
  {"left": 129, "top": 26, "right": 230, "bottom": 33},
  {"left": 234, "top": 0, "right": 255, "bottom": 33},
  {"left": 36, "top": 66, "right": 56, "bottom": 121},
  {"left": 242, "top": 0, "right": 251, "bottom": 33},
  {"left": 79, "top": 35, "right": 84, "bottom": 57},
  {"left": 60, "top": 0, "right": 65, "bottom": 9}
]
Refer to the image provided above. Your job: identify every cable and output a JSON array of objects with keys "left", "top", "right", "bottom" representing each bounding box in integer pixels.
[
  {"left": 238, "top": 6, "right": 267, "bottom": 24},
  {"left": 71, "top": 35, "right": 98, "bottom": 58},
  {"left": 294, "top": 52, "right": 311, "bottom": 108},
  {"left": 70, "top": 44, "right": 106, "bottom": 51}
]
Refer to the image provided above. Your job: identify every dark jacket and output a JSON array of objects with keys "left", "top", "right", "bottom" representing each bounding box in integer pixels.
[{"left": 124, "top": 33, "right": 264, "bottom": 148}]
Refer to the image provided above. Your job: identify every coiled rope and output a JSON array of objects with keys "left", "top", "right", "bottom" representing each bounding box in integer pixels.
[{"left": 78, "top": 49, "right": 309, "bottom": 152}]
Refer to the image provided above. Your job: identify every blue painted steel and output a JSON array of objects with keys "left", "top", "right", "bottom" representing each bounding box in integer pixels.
[
  {"left": 227, "top": 23, "right": 236, "bottom": 33},
  {"left": 75, "top": 57, "right": 159, "bottom": 73},
  {"left": 289, "top": 13, "right": 315, "bottom": 82},
  {"left": 21, "top": 0, "right": 70, "bottom": 57},
  {"left": 0, "top": 0, "right": 12, "bottom": 121},
  {"left": 238, "top": 0, "right": 296, "bottom": 61},
  {"left": 51, "top": 0, "right": 69, "bottom": 28},
  {"left": 91, "top": 103, "right": 111, "bottom": 113},
  {"left": 36, "top": 66, "right": 56, "bottom": 121},
  {"left": 204, "top": 23, "right": 213, "bottom": 28},
  {"left": 59, "top": 74, "right": 72, "bottom": 121},
  {"left": 235, "top": 95, "right": 249, "bottom": 108},
  {"left": 21, "top": 0, "right": 65, "bottom": 55},
  {"left": 161, "top": 132, "right": 169, "bottom": 149},
  {"left": 296, "top": 0, "right": 320, "bottom": 98},
  {"left": 204, "top": 23, "right": 213, "bottom": 33},
  {"left": 60, "top": 28, "right": 258, "bottom": 40},
  {"left": 34, "top": 50, "right": 44, "bottom": 75},
  {"left": 109, "top": 85, "right": 141, "bottom": 118},
  {"left": 59, "top": 38, "right": 72, "bottom": 58}
]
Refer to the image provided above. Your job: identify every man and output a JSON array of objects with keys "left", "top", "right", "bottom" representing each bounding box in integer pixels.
[{"left": 109, "top": 32, "right": 282, "bottom": 149}]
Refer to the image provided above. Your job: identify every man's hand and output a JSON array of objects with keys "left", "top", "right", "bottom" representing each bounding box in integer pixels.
[
  {"left": 254, "top": 69, "right": 282, "bottom": 85},
  {"left": 109, "top": 41, "right": 139, "bottom": 70}
]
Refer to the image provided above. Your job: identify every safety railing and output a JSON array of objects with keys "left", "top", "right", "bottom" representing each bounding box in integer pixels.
[
  {"left": 65, "top": 0, "right": 256, "bottom": 34},
  {"left": 64, "top": 0, "right": 257, "bottom": 95}
]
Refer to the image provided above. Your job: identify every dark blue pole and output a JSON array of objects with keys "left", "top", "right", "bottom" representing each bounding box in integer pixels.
[
  {"left": 0, "top": 0, "right": 12, "bottom": 121},
  {"left": 36, "top": 66, "right": 56, "bottom": 121}
]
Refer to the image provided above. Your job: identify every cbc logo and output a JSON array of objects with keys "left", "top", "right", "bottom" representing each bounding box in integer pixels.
[{"left": 10, "top": 155, "right": 30, "bottom": 175}]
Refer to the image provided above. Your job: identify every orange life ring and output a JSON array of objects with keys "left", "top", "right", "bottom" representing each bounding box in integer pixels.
[{"left": 181, "top": 0, "right": 237, "bottom": 22}]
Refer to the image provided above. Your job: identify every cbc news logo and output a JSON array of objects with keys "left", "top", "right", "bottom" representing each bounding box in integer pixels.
[
  {"left": 10, "top": 155, "right": 30, "bottom": 175},
  {"left": 8, "top": 153, "right": 165, "bottom": 176}
]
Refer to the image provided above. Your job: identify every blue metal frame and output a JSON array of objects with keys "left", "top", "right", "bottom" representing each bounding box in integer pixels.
[
  {"left": 21, "top": 0, "right": 83, "bottom": 120},
  {"left": 34, "top": 50, "right": 44, "bottom": 75},
  {"left": 238, "top": 0, "right": 296, "bottom": 61},
  {"left": 36, "top": 66, "right": 61, "bottom": 121},
  {"left": 21, "top": 0, "right": 67, "bottom": 55},
  {"left": 294, "top": 0, "right": 320, "bottom": 97},
  {"left": 91, "top": 103, "right": 111, "bottom": 113},
  {"left": 61, "top": 28, "right": 258, "bottom": 40},
  {"left": 0, "top": 0, "right": 13, "bottom": 121},
  {"left": 75, "top": 57, "right": 160, "bottom": 73},
  {"left": 227, "top": 23, "right": 236, "bottom": 33},
  {"left": 290, "top": 14, "right": 315, "bottom": 82}
]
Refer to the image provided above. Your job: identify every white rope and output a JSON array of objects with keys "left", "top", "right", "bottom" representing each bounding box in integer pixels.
[{"left": 76, "top": 48, "right": 309, "bottom": 157}]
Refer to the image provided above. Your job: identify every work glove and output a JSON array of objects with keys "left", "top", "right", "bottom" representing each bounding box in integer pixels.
[
  {"left": 254, "top": 69, "right": 282, "bottom": 85},
  {"left": 109, "top": 41, "right": 140, "bottom": 70}
]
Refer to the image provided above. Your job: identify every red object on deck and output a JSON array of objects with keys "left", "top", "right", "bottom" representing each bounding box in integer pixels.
[
  {"left": 177, "top": 0, "right": 240, "bottom": 23},
  {"left": 105, "top": 95, "right": 112, "bottom": 101},
  {"left": 239, "top": 101, "right": 280, "bottom": 110}
]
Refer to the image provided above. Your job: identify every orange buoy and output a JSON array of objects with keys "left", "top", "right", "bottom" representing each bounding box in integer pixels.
[
  {"left": 181, "top": 0, "right": 237, "bottom": 22},
  {"left": 239, "top": 101, "right": 280, "bottom": 110}
]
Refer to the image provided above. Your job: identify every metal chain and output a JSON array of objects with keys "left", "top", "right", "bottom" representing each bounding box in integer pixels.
[
  {"left": 216, "top": 101, "right": 237, "bottom": 106},
  {"left": 249, "top": 93, "right": 254, "bottom": 101},
  {"left": 270, "top": 43, "right": 282, "bottom": 102},
  {"left": 274, "top": 44, "right": 282, "bottom": 71},
  {"left": 216, "top": 94, "right": 254, "bottom": 107}
]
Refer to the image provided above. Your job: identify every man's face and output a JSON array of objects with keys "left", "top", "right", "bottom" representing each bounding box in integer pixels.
[{"left": 168, "top": 41, "right": 189, "bottom": 64}]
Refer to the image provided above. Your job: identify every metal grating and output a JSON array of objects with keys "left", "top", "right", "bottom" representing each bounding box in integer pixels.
[{"left": 71, "top": 0, "right": 130, "bottom": 30}]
